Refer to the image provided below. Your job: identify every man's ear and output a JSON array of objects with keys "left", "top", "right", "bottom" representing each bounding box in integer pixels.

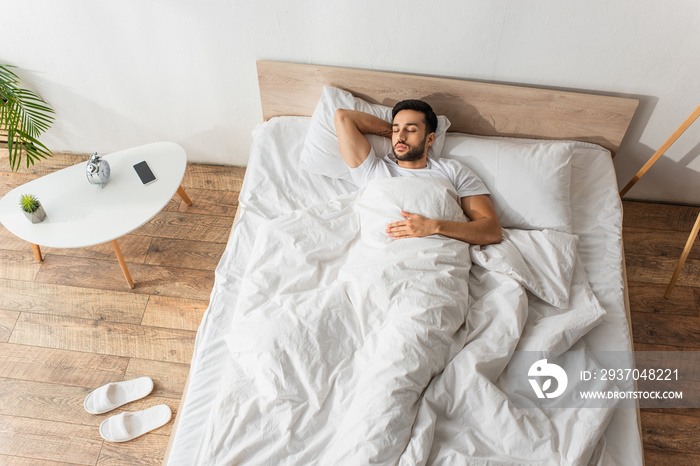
[{"left": 426, "top": 132, "right": 436, "bottom": 148}]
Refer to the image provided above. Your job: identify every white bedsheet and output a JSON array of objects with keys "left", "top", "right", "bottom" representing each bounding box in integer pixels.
[{"left": 166, "top": 117, "right": 642, "bottom": 465}]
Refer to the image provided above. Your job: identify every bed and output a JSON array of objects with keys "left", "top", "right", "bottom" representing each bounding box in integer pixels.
[{"left": 164, "top": 61, "right": 641, "bottom": 465}]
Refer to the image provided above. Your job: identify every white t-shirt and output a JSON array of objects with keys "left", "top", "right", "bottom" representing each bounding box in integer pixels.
[{"left": 350, "top": 147, "right": 490, "bottom": 199}]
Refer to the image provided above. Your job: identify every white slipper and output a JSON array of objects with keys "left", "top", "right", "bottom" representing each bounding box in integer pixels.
[
  {"left": 99, "top": 404, "right": 172, "bottom": 442},
  {"left": 84, "top": 376, "right": 154, "bottom": 414}
]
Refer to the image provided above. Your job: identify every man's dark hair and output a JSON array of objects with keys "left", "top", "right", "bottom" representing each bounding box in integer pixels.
[{"left": 391, "top": 100, "right": 438, "bottom": 135}]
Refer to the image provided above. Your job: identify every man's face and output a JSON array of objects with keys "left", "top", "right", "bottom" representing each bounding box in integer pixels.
[{"left": 392, "top": 110, "right": 434, "bottom": 162}]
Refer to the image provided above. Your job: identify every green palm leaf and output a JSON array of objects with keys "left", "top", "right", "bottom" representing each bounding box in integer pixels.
[{"left": 0, "top": 64, "right": 55, "bottom": 171}]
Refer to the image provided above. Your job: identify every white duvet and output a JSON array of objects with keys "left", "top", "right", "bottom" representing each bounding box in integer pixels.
[{"left": 197, "top": 175, "right": 610, "bottom": 465}]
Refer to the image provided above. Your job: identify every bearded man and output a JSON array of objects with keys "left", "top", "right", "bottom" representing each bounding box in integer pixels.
[{"left": 334, "top": 99, "right": 502, "bottom": 245}]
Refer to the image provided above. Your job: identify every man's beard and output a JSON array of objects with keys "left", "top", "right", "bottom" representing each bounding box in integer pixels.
[{"left": 393, "top": 138, "right": 427, "bottom": 162}]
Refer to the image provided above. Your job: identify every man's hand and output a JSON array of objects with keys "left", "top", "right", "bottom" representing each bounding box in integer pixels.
[
  {"left": 385, "top": 195, "right": 502, "bottom": 245},
  {"left": 385, "top": 211, "right": 438, "bottom": 239}
]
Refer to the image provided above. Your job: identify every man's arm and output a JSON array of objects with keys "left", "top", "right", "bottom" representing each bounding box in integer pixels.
[
  {"left": 334, "top": 109, "right": 392, "bottom": 168},
  {"left": 385, "top": 194, "right": 502, "bottom": 245}
]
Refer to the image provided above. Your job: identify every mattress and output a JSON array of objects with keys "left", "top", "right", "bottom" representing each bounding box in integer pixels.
[{"left": 165, "top": 116, "right": 643, "bottom": 465}]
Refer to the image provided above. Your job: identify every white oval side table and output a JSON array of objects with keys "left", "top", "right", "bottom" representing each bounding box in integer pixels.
[{"left": 0, "top": 141, "right": 192, "bottom": 289}]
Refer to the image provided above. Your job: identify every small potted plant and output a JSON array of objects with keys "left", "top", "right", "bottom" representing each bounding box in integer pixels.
[{"left": 19, "top": 193, "right": 46, "bottom": 223}]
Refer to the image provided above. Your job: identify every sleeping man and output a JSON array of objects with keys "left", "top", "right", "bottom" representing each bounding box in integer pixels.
[
  {"left": 334, "top": 99, "right": 502, "bottom": 245},
  {"left": 202, "top": 101, "right": 507, "bottom": 465}
]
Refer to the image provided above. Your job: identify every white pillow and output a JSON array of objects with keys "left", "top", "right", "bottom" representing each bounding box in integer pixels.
[
  {"left": 300, "top": 86, "right": 451, "bottom": 184},
  {"left": 470, "top": 229, "right": 578, "bottom": 308},
  {"left": 441, "top": 134, "right": 574, "bottom": 232}
]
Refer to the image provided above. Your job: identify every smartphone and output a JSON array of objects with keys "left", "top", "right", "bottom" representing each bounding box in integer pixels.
[{"left": 133, "top": 161, "right": 157, "bottom": 185}]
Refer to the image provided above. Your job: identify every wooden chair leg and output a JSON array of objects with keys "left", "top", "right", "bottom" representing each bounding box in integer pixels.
[
  {"left": 665, "top": 211, "right": 700, "bottom": 298},
  {"left": 177, "top": 186, "right": 192, "bottom": 206},
  {"left": 111, "top": 239, "right": 135, "bottom": 289},
  {"left": 620, "top": 104, "right": 700, "bottom": 197},
  {"left": 29, "top": 243, "right": 43, "bottom": 262}
]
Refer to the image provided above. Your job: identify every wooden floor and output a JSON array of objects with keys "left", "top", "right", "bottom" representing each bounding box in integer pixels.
[
  {"left": 0, "top": 150, "right": 698, "bottom": 464},
  {"left": 623, "top": 201, "right": 700, "bottom": 465},
  {"left": 0, "top": 150, "right": 244, "bottom": 465}
]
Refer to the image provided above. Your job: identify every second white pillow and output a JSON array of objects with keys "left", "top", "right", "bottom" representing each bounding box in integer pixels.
[{"left": 441, "top": 135, "right": 574, "bottom": 233}]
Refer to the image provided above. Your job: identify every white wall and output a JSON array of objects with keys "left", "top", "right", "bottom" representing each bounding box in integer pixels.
[{"left": 3, "top": 0, "right": 699, "bottom": 204}]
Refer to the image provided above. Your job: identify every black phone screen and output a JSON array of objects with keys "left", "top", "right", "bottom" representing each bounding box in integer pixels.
[{"left": 133, "top": 161, "right": 156, "bottom": 185}]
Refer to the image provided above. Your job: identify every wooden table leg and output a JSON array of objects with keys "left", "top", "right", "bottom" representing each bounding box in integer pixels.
[
  {"left": 177, "top": 186, "right": 192, "bottom": 206},
  {"left": 29, "top": 243, "right": 43, "bottom": 262},
  {"left": 111, "top": 239, "right": 135, "bottom": 289},
  {"left": 665, "top": 211, "right": 700, "bottom": 298}
]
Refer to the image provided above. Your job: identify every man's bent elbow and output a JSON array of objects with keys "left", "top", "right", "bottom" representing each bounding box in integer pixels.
[
  {"left": 334, "top": 108, "right": 350, "bottom": 129},
  {"left": 482, "top": 223, "right": 502, "bottom": 245},
  {"left": 488, "top": 225, "right": 503, "bottom": 245}
]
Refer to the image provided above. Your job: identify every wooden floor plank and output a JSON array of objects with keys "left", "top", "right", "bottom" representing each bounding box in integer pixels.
[
  {"left": 144, "top": 237, "right": 226, "bottom": 271},
  {"left": 0, "top": 310, "right": 19, "bottom": 342},
  {"left": 96, "top": 432, "right": 170, "bottom": 465},
  {"left": 623, "top": 201, "right": 700, "bottom": 232},
  {"left": 0, "top": 150, "right": 84, "bottom": 176},
  {"left": 182, "top": 163, "right": 246, "bottom": 192},
  {"left": 627, "top": 281, "right": 698, "bottom": 316},
  {"left": 643, "top": 449, "right": 700, "bottom": 466},
  {"left": 632, "top": 348, "right": 700, "bottom": 382},
  {"left": 0, "top": 249, "right": 41, "bottom": 281},
  {"left": 625, "top": 253, "right": 700, "bottom": 288},
  {"left": 623, "top": 226, "right": 700, "bottom": 262},
  {"left": 141, "top": 295, "right": 208, "bottom": 332},
  {"left": 125, "top": 358, "right": 192, "bottom": 400},
  {"left": 33, "top": 254, "right": 215, "bottom": 300},
  {"left": 0, "top": 172, "right": 40, "bottom": 196},
  {"left": 0, "top": 414, "right": 102, "bottom": 465},
  {"left": 0, "top": 454, "right": 82, "bottom": 465},
  {"left": 40, "top": 234, "right": 153, "bottom": 265},
  {"left": 137, "top": 210, "right": 234, "bottom": 244},
  {"left": 9, "top": 313, "right": 196, "bottom": 364},
  {"left": 641, "top": 411, "right": 700, "bottom": 454},
  {"left": 163, "top": 187, "right": 239, "bottom": 217},
  {"left": 634, "top": 342, "right": 700, "bottom": 352},
  {"left": 0, "top": 231, "right": 36, "bottom": 252},
  {"left": 0, "top": 343, "right": 128, "bottom": 388},
  {"left": 631, "top": 311, "right": 700, "bottom": 348},
  {"left": 0, "top": 377, "right": 97, "bottom": 427},
  {"left": 0, "top": 278, "right": 148, "bottom": 324}
]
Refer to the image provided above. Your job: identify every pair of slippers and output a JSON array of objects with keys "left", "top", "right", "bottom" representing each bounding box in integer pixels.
[{"left": 84, "top": 376, "right": 172, "bottom": 442}]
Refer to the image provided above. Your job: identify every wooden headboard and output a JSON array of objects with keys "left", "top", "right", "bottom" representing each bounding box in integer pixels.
[{"left": 257, "top": 60, "right": 638, "bottom": 155}]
